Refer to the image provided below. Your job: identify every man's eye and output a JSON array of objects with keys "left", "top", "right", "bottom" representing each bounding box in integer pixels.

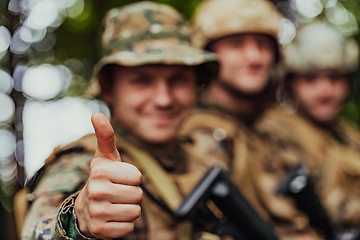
[
  {"left": 228, "top": 39, "right": 242, "bottom": 47},
  {"left": 223, "top": 37, "right": 243, "bottom": 48},
  {"left": 131, "top": 77, "right": 150, "bottom": 85},
  {"left": 171, "top": 75, "right": 189, "bottom": 85},
  {"left": 256, "top": 38, "right": 272, "bottom": 50},
  {"left": 304, "top": 77, "right": 316, "bottom": 83},
  {"left": 256, "top": 39, "right": 263, "bottom": 48},
  {"left": 257, "top": 40, "right": 267, "bottom": 49},
  {"left": 330, "top": 74, "right": 346, "bottom": 82}
]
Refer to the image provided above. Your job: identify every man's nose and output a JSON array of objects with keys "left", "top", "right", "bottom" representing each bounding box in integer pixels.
[
  {"left": 317, "top": 77, "right": 334, "bottom": 94},
  {"left": 153, "top": 81, "right": 173, "bottom": 108},
  {"left": 243, "top": 40, "right": 262, "bottom": 63}
]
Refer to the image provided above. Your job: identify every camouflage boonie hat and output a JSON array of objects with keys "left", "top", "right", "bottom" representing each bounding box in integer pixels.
[
  {"left": 192, "top": 0, "right": 283, "bottom": 49},
  {"left": 86, "top": 1, "right": 218, "bottom": 96},
  {"left": 284, "top": 21, "right": 359, "bottom": 73}
]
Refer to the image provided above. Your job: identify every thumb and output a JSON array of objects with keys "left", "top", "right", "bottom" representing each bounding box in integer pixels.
[{"left": 91, "top": 112, "right": 121, "bottom": 161}]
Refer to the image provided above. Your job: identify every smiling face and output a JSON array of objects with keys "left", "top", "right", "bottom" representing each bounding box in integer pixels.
[
  {"left": 211, "top": 33, "right": 276, "bottom": 95},
  {"left": 290, "top": 71, "right": 349, "bottom": 124},
  {"left": 102, "top": 64, "right": 197, "bottom": 144}
]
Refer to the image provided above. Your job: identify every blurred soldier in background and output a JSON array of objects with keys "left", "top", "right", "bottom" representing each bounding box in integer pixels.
[
  {"left": 177, "top": 0, "right": 285, "bottom": 233},
  {"left": 178, "top": 0, "right": 282, "bottom": 170},
  {"left": 20, "top": 2, "right": 219, "bottom": 240},
  {"left": 191, "top": 0, "right": 281, "bottom": 124},
  {"left": 252, "top": 21, "right": 360, "bottom": 238}
]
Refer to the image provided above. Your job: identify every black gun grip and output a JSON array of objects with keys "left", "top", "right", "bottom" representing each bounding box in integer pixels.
[{"left": 277, "top": 164, "right": 335, "bottom": 240}]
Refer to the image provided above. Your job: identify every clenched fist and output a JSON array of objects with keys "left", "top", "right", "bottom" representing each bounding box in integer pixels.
[{"left": 75, "top": 113, "right": 143, "bottom": 239}]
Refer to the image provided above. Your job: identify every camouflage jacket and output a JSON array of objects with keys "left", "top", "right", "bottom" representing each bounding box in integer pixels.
[
  {"left": 177, "top": 108, "right": 277, "bottom": 229},
  {"left": 253, "top": 106, "right": 360, "bottom": 234},
  {"left": 21, "top": 126, "right": 211, "bottom": 240},
  {"left": 178, "top": 107, "right": 260, "bottom": 189}
]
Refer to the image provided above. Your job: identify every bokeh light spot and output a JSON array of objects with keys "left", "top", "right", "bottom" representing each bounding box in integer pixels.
[
  {"left": 325, "top": 0, "right": 338, "bottom": 8},
  {"left": 19, "top": 26, "right": 46, "bottom": 43},
  {"left": 0, "top": 129, "right": 16, "bottom": 158},
  {"left": 25, "top": 0, "right": 59, "bottom": 30},
  {"left": 0, "top": 70, "right": 14, "bottom": 94},
  {"left": 66, "top": 0, "right": 85, "bottom": 18},
  {"left": 294, "top": 0, "right": 323, "bottom": 19},
  {"left": 32, "top": 32, "right": 56, "bottom": 52},
  {"left": 10, "top": 29, "right": 31, "bottom": 54},
  {"left": 0, "top": 161, "right": 17, "bottom": 184},
  {"left": 336, "top": 10, "right": 358, "bottom": 36},
  {"left": 56, "top": 0, "right": 77, "bottom": 9},
  {"left": 57, "top": 65, "right": 73, "bottom": 93},
  {"left": 0, "top": 26, "right": 11, "bottom": 52},
  {"left": 278, "top": 18, "right": 296, "bottom": 45},
  {"left": 22, "top": 64, "right": 64, "bottom": 100},
  {"left": 8, "top": 0, "right": 22, "bottom": 14},
  {"left": 0, "top": 93, "right": 15, "bottom": 125},
  {"left": 325, "top": 2, "right": 349, "bottom": 26},
  {"left": 13, "top": 63, "right": 28, "bottom": 92}
]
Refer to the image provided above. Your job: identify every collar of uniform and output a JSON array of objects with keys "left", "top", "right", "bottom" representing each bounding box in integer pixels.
[
  {"left": 196, "top": 100, "right": 256, "bottom": 128},
  {"left": 294, "top": 111, "right": 350, "bottom": 146},
  {"left": 198, "top": 78, "right": 276, "bottom": 127}
]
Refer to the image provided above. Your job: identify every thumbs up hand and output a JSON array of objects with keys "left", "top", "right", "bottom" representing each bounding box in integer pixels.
[{"left": 75, "top": 113, "right": 143, "bottom": 239}]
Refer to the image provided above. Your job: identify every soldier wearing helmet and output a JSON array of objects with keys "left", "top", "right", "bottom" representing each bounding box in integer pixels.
[
  {"left": 178, "top": 0, "right": 280, "bottom": 207},
  {"left": 20, "top": 2, "right": 219, "bottom": 240},
  {"left": 192, "top": 0, "right": 282, "bottom": 123},
  {"left": 178, "top": 0, "right": 283, "bottom": 172},
  {"left": 178, "top": 0, "right": 288, "bottom": 237},
  {"left": 178, "top": 0, "right": 283, "bottom": 170},
  {"left": 253, "top": 21, "right": 360, "bottom": 239}
]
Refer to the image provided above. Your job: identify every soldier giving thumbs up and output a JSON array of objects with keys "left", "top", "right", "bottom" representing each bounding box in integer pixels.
[
  {"left": 75, "top": 113, "right": 143, "bottom": 239},
  {"left": 19, "top": 2, "right": 218, "bottom": 239}
]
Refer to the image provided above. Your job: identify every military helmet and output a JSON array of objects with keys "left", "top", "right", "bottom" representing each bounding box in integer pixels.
[
  {"left": 284, "top": 21, "right": 359, "bottom": 73},
  {"left": 86, "top": 1, "right": 218, "bottom": 96},
  {"left": 191, "top": 0, "right": 283, "bottom": 50}
]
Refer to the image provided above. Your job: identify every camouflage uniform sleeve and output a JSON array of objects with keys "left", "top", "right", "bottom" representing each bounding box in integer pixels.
[
  {"left": 21, "top": 152, "right": 94, "bottom": 240},
  {"left": 54, "top": 192, "right": 96, "bottom": 240}
]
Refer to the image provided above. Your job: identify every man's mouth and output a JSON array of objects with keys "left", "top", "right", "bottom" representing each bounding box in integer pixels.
[
  {"left": 147, "top": 113, "right": 178, "bottom": 125},
  {"left": 244, "top": 66, "right": 262, "bottom": 74}
]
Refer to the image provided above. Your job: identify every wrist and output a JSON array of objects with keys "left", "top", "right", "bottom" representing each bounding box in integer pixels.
[
  {"left": 74, "top": 189, "right": 93, "bottom": 238},
  {"left": 56, "top": 192, "right": 95, "bottom": 240}
]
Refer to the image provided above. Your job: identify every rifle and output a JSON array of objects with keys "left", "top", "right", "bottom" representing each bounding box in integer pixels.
[
  {"left": 277, "top": 164, "right": 360, "bottom": 240},
  {"left": 143, "top": 165, "right": 279, "bottom": 240}
]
